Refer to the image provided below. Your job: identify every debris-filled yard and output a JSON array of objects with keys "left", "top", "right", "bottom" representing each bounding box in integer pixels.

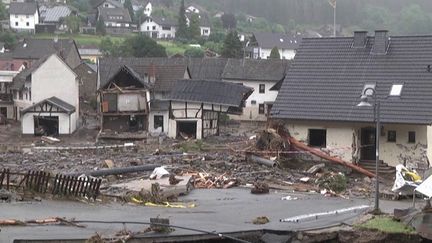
[{"left": 0, "top": 121, "right": 430, "bottom": 242}]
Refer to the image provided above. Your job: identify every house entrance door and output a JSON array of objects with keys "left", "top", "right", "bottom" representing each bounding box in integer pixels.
[{"left": 360, "top": 127, "right": 376, "bottom": 161}]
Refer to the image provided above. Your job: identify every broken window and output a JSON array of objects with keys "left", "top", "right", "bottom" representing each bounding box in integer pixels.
[
  {"left": 308, "top": 129, "right": 326, "bottom": 147},
  {"left": 258, "top": 104, "right": 265, "bottom": 114},
  {"left": 387, "top": 130, "right": 396, "bottom": 142},
  {"left": 154, "top": 115, "right": 164, "bottom": 131},
  {"left": 390, "top": 84, "right": 403, "bottom": 96},
  {"left": 408, "top": 131, "right": 416, "bottom": 143},
  {"left": 259, "top": 84, "right": 265, "bottom": 93}
]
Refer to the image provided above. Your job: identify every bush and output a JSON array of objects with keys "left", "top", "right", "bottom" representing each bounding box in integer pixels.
[{"left": 316, "top": 172, "right": 347, "bottom": 193}]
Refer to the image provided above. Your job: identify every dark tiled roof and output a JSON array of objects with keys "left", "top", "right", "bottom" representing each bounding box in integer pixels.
[
  {"left": 99, "top": 7, "right": 132, "bottom": 23},
  {"left": 187, "top": 58, "right": 227, "bottom": 80},
  {"left": 9, "top": 2, "right": 38, "bottom": 15},
  {"left": 166, "top": 79, "right": 253, "bottom": 107},
  {"left": 252, "top": 32, "right": 300, "bottom": 49},
  {"left": 22, "top": 96, "right": 75, "bottom": 114},
  {"left": 102, "top": 65, "right": 151, "bottom": 89},
  {"left": 0, "top": 59, "right": 26, "bottom": 71},
  {"left": 222, "top": 59, "right": 290, "bottom": 81},
  {"left": 144, "top": 16, "right": 177, "bottom": 27},
  {"left": 12, "top": 38, "right": 76, "bottom": 60},
  {"left": 272, "top": 34, "right": 432, "bottom": 124}
]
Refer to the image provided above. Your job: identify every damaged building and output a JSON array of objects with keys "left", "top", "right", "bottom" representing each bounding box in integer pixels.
[
  {"left": 164, "top": 79, "right": 253, "bottom": 139},
  {"left": 98, "top": 65, "right": 151, "bottom": 133},
  {"left": 271, "top": 30, "right": 432, "bottom": 169}
]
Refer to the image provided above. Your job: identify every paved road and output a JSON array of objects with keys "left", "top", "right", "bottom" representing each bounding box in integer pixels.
[{"left": 0, "top": 188, "right": 413, "bottom": 242}]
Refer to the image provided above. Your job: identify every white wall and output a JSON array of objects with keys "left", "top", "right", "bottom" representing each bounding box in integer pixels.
[
  {"left": 117, "top": 93, "right": 147, "bottom": 112},
  {"left": 284, "top": 121, "right": 428, "bottom": 167},
  {"left": 148, "top": 110, "right": 169, "bottom": 133},
  {"left": 21, "top": 112, "right": 74, "bottom": 134},
  {"left": 10, "top": 12, "right": 39, "bottom": 31},
  {"left": 200, "top": 26, "right": 210, "bottom": 37},
  {"left": 140, "top": 19, "right": 176, "bottom": 38},
  {"left": 143, "top": 2, "right": 152, "bottom": 16},
  {"left": 32, "top": 55, "right": 79, "bottom": 113},
  {"left": 253, "top": 47, "right": 295, "bottom": 60},
  {"left": 224, "top": 80, "right": 276, "bottom": 121}
]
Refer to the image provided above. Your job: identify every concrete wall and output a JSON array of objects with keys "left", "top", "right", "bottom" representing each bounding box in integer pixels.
[
  {"left": 224, "top": 80, "right": 277, "bottom": 121},
  {"left": 168, "top": 118, "right": 202, "bottom": 139},
  {"left": 148, "top": 110, "right": 169, "bottom": 133},
  {"left": 284, "top": 120, "right": 428, "bottom": 167},
  {"left": 21, "top": 112, "right": 73, "bottom": 134}
]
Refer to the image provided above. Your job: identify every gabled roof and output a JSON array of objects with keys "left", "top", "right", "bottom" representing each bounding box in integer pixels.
[
  {"left": 40, "top": 5, "right": 72, "bottom": 23},
  {"left": 93, "top": 0, "right": 123, "bottom": 9},
  {"left": 10, "top": 55, "right": 50, "bottom": 90},
  {"left": 272, "top": 31, "right": 432, "bottom": 125},
  {"left": 252, "top": 32, "right": 300, "bottom": 50},
  {"left": 101, "top": 65, "right": 151, "bottom": 90},
  {"left": 98, "top": 57, "right": 190, "bottom": 92},
  {"left": 143, "top": 16, "right": 177, "bottom": 27},
  {"left": 222, "top": 59, "right": 290, "bottom": 81},
  {"left": 9, "top": 2, "right": 38, "bottom": 15},
  {"left": 12, "top": 38, "right": 77, "bottom": 61},
  {"left": 185, "top": 12, "right": 211, "bottom": 27},
  {"left": 166, "top": 79, "right": 253, "bottom": 107},
  {"left": 99, "top": 7, "right": 132, "bottom": 23},
  {"left": 22, "top": 96, "right": 75, "bottom": 115}
]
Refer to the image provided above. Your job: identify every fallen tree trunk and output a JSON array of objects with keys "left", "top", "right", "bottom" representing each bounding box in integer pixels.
[{"left": 275, "top": 126, "right": 375, "bottom": 178}]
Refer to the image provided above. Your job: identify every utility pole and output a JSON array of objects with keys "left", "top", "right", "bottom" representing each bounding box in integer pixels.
[{"left": 328, "top": 0, "right": 337, "bottom": 37}]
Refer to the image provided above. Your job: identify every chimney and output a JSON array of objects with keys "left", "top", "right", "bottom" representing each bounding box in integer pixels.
[
  {"left": 371, "top": 30, "right": 389, "bottom": 55},
  {"left": 352, "top": 31, "right": 367, "bottom": 48}
]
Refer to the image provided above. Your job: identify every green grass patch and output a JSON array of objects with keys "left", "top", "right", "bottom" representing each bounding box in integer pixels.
[
  {"left": 157, "top": 41, "right": 187, "bottom": 56},
  {"left": 356, "top": 216, "right": 416, "bottom": 234}
]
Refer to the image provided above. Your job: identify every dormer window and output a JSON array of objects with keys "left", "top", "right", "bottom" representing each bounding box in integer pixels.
[
  {"left": 390, "top": 84, "right": 403, "bottom": 96},
  {"left": 362, "top": 83, "right": 376, "bottom": 96}
]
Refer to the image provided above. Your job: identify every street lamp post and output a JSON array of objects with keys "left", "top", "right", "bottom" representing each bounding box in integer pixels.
[{"left": 357, "top": 87, "right": 381, "bottom": 214}]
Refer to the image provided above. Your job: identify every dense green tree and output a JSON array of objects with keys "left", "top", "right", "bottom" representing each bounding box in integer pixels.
[
  {"left": 361, "top": 5, "right": 392, "bottom": 32},
  {"left": 99, "top": 37, "right": 114, "bottom": 56},
  {"left": 65, "top": 15, "right": 82, "bottom": 33},
  {"left": 96, "top": 17, "right": 106, "bottom": 35},
  {"left": 269, "top": 47, "right": 280, "bottom": 59},
  {"left": 0, "top": 31, "right": 17, "bottom": 49},
  {"left": 184, "top": 47, "right": 204, "bottom": 58},
  {"left": 121, "top": 34, "right": 167, "bottom": 57},
  {"left": 0, "top": 1, "right": 7, "bottom": 20},
  {"left": 203, "top": 41, "right": 223, "bottom": 54},
  {"left": 221, "top": 13, "right": 236, "bottom": 29},
  {"left": 221, "top": 30, "right": 242, "bottom": 58},
  {"left": 124, "top": 0, "right": 134, "bottom": 21},
  {"left": 398, "top": 4, "right": 432, "bottom": 35},
  {"left": 176, "top": 0, "right": 188, "bottom": 40},
  {"left": 188, "top": 13, "right": 201, "bottom": 40}
]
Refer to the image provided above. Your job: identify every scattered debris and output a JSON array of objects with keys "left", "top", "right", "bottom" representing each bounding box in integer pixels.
[
  {"left": 247, "top": 153, "right": 278, "bottom": 168},
  {"left": 169, "top": 174, "right": 183, "bottom": 185},
  {"left": 281, "top": 195, "right": 298, "bottom": 200},
  {"left": 188, "top": 172, "right": 238, "bottom": 189},
  {"left": 150, "top": 166, "right": 170, "bottom": 180},
  {"left": 392, "top": 164, "right": 422, "bottom": 195},
  {"left": 251, "top": 182, "right": 269, "bottom": 194},
  {"left": 316, "top": 172, "right": 347, "bottom": 194},
  {"left": 103, "top": 159, "right": 115, "bottom": 169},
  {"left": 0, "top": 217, "right": 84, "bottom": 227},
  {"left": 149, "top": 217, "right": 174, "bottom": 233},
  {"left": 41, "top": 136, "right": 61, "bottom": 144},
  {"left": 307, "top": 163, "right": 325, "bottom": 174},
  {"left": 253, "top": 216, "right": 270, "bottom": 225},
  {"left": 299, "top": 177, "right": 311, "bottom": 183}
]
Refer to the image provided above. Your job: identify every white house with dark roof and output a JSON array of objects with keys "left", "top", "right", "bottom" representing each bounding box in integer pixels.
[
  {"left": 249, "top": 32, "right": 300, "bottom": 60},
  {"left": 272, "top": 30, "right": 432, "bottom": 172},
  {"left": 140, "top": 16, "right": 176, "bottom": 39},
  {"left": 98, "top": 7, "right": 132, "bottom": 35},
  {"left": 222, "top": 59, "right": 290, "bottom": 121},
  {"left": 10, "top": 53, "right": 79, "bottom": 135},
  {"left": 9, "top": 2, "right": 39, "bottom": 33},
  {"left": 39, "top": 5, "right": 72, "bottom": 30}
]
